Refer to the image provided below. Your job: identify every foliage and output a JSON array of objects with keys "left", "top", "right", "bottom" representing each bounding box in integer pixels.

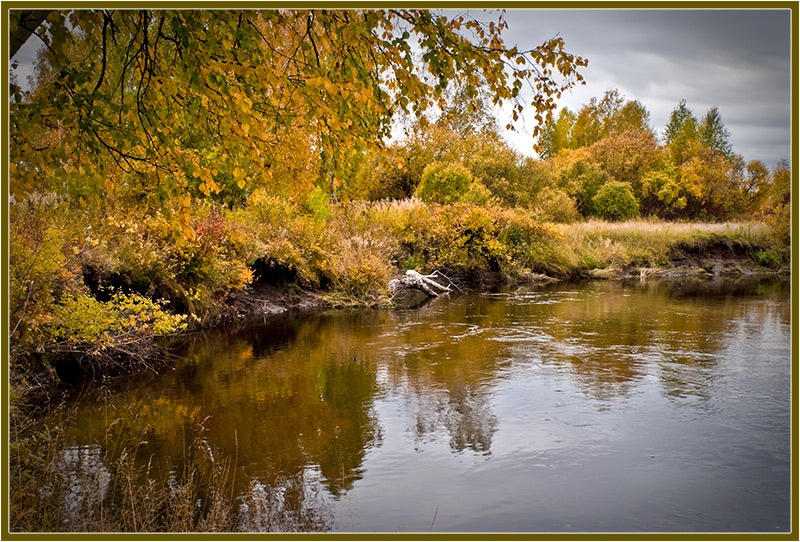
[
  {"left": 46, "top": 291, "right": 187, "bottom": 363},
  {"left": 533, "top": 95, "right": 778, "bottom": 222},
  {"left": 234, "top": 190, "right": 336, "bottom": 289},
  {"left": 10, "top": 193, "right": 84, "bottom": 348},
  {"left": 538, "top": 108, "right": 575, "bottom": 160},
  {"left": 461, "top": 181, "right": 495, "bottom": 206},
  {"left": 592, "top": 181, "right": 640, "bottom": 221},
  {"left": 533, "top": 187, "right": 580, "bottom": 223},
  {"left": 539, "top": 89, "right": 653, "bottom": 158},
  {"left": 549, "top": 147, "right": 609, "bottom": 216},
  {"left": 641, "top": 166, "right": 685, "bottom": 215},
  {"left": 9, "top": 197, "right": 188, "bottom": 376},
  {"left": 11, "top": 8, "right": 586, "bottom": 220},
  {"left": 699, "top": 106, "right": 734, "bottom": 160},
  {"left": 415, "top": 162, "right": 474, "bottom": 204},
  {"left": 588, "top": 129, "right": 663, "bottom": 199}
]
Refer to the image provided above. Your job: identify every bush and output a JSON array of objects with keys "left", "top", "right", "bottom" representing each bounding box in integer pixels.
[
  {"left": 45, "top": 291, "right": 187, "bottom": 367},
  {"left": 592, "top": 181, "right": 640, "bottom": 221},
  {"left": 330, "top": 236, "right": 392, "bottom": 302},
  {"left": 533, "top": 187, "right": 580, "bottom": 223},
  {"left": 415, "top": 162, "right": 473, "bottom": 204},
  {"left": 461, "top": 181, "right": 495, "bottom": 206},
  {"left": 764, "top": 202, "right": 790, "bottom": 249}
]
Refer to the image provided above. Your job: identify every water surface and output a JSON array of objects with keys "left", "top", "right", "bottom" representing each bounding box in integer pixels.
[{"left": 65, "top": 277, "right": 791, "bottom": 532}]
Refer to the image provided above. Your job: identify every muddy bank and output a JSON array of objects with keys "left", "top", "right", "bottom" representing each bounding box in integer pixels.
[
  {"left": 221, "top": 238, "right": 785, "bottom": 319},
  {"left": 225, "top": 281, "right": 327, "bottom": 319}
]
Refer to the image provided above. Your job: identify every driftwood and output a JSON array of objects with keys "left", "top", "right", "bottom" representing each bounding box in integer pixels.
[{"left": 389, "top": 270, "right": 452, "bottom": 298}]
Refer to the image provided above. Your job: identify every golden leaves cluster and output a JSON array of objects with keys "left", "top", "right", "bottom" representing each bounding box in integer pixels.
[{"left": 11, "top": 8, "right": 586, "bottom": 230}]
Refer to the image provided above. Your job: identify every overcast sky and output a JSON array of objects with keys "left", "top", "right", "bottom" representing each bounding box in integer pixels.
[
  {"left": 479, "top": 8, "right": 792, "bottom": 168},
  {"left": 11, "top": 8, "right": 792, "bottom": 168}
]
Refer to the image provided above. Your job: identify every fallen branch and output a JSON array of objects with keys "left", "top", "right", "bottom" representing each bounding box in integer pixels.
[
  {"left": 389, "top": 270, "right": 451, "bottom": 298},
  {"left": 427, "top": 269, "right": 466, "bottom": 293}
]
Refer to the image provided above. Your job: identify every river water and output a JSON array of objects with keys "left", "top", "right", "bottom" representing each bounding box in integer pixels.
[{"left": 64, "top": 277, "right": 791, "bottom": 533}]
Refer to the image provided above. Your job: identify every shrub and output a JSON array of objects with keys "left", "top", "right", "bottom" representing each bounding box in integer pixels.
[
  {"left": 533, "top": 187, "right": 580, "bottom": 223},
  {"left": 462, "top": 181, "right": 494, "bottom": 206},
  {"left": 592, "top": 181, "right": 640, "bottom": 221},
  {"left": 330, "top": 236, "right": 392, "bottom": 302},
  {"left": 415, "top": 162, "right": 473, "bottom": 204},
  {"left": 764, "top": 202, "right": 790, "bottom": 249},
  {"left": 46, "top": 291, "right": 187, "bottom": 365}
]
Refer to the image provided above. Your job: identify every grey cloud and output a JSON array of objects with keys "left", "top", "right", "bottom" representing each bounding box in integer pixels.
[{"left": 490, "top": 8, "right": 791, "bottom": 167}]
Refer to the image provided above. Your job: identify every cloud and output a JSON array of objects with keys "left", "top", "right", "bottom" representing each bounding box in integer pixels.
[{"left": 491, "top": 8, "right": 792, "bottom": 166}]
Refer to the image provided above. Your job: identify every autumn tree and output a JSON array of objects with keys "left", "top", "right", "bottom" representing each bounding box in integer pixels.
[
  {"left": 588, "top": 128, "right": 663, "bottom": 201},
  {"left": 699, "top": 106, "right": 734, "bottom": 160},
  {"left": 538, "top": 107, "right": 575, "bottom": 160},
  {"left": 547, "top": 147, "right": 609, "bottom": 217},
  {"left": 10, "top": 9, "right": 587, "bottom": 223},
  {"left": 663, "top": 99, "right": 699, "bottom": 166},
  {"left": 539, "top": 89, "right": 652, "bottom": 158}
]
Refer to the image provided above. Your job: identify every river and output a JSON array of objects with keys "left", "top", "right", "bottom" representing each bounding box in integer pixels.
[{"left": 63, "top": 276, "right": 791, "bottom": 533}]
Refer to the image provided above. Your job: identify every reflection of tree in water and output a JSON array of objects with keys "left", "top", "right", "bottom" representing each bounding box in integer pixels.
[
  {"left": 543, "top": 280, "right": 776, "bottom": 405},
  {"left": 565, "top": 351, "right": 643, "bottom": 405},
  {"left": 186, "top": 317, "right": 385, "bottom": 500},
  {"left": 405, "top": 384, "right": 496, "bottom": 454},
  {"left": 534, "top": 278, "right": 788, "bottom": 408},
  {"left": 64, "top": 312, "right": 384, "bottom": 527},
  {"left": 384, "top": 309, "right": 503, "bottom": 454},
  {"left": 442, "top": 385, "right": 497, "bottom": 453},
  {"left": 237, "top": 473, "right": 333, "bottom": 532},
  {"left": 648, "top": 276, "right": 790, "bottom": 301},
  {"left": 60, "top": 277, "right": 788, "bottom": 529},
  {"left": 315, "top": 359, "right": 382, "bottom": 496}
]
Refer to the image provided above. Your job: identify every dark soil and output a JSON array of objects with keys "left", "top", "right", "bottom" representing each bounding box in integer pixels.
[
  {"left": 667, "top": 238, "right": 769, "bottom": 277},
  {"left": 225, "top": 282, "right": 327, "bottom": 319}
]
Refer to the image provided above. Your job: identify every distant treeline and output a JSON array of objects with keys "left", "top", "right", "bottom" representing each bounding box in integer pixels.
[{"left": 338, "top": 88, "right": 789, "bottom": 224}]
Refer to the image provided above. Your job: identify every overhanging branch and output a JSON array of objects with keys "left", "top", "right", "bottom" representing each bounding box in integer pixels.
[{"left": 10, "top": 10, "right": 52, "bottom": 59}]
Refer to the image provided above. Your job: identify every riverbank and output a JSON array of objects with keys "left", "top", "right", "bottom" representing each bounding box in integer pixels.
[
  {"left": 222, "top": 216, "right": 787, "bottom": 320},
  {"left": 10, "top": 196, "right": 789, "bottom": 399}
]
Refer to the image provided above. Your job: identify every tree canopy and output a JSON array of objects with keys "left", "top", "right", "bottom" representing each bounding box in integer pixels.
[{"left": 10, "top": 8, "right": 587, "bottom": 230}]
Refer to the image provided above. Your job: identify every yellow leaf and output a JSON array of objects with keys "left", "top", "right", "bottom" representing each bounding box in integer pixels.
[{"left": 237, "top": 180, "right": 246, "bottom": 189}]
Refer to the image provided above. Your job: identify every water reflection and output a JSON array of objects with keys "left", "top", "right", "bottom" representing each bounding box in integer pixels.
[{"left": 64, "top": 276, "right": 790, "bottom": 532}]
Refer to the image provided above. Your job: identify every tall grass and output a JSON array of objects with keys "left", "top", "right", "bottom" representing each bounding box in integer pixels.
[
  {"left": 552, "top": 219, "right": 778, "bottom": 275},
  {"left": 9, "top": 403, "right": 332, "bottom": 533}
]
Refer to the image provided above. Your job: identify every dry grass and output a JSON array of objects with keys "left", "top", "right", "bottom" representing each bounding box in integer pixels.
[
  {"left": 561, "top": 218, "right": 770, "bottom": 239},
  {"left": 550, "top": 219, "right": 774, "bottom": 272}
]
